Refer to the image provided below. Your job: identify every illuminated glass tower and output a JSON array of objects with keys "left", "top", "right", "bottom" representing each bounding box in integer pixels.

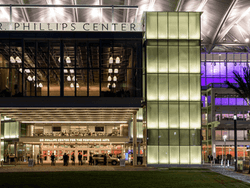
[{"left": 145, "top": 12, "right": 202, "bottom": 165}]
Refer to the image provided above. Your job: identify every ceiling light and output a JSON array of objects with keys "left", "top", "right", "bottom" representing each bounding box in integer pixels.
[
  {"left": 70, "top": 83, "right": 74, "bottom": 88},
  {"left": 64, "top": 69, "right": 68, "bottom": 73},
  {"left": 76, "top": 83, "right": 79, "bottom": 88},
  {"left": 113, "top": 76, "right": 117, "bottom": 81},
  {"left": 108, "top": 69, "right": 113, "bottom": 73},
  {"left": 70, "top": 69, "right": 74, "bottom": 73},
  {"left": 25, "top": 69, "right": 30, "bottom": 73},
  {"left": 245, "top": 38, "right": 249, "bottom": 43},
  {"left": 72, "top": 76, "right": 75, "bottom": 81},
  {"left": 27, "top": 76, "right": 32, "bottom": 81},
  {"left": 66, "top": 56, "right": 71, "bottom": 63},
  {"left": 108, "top": 76, "right": 112, "bottom": 81},
  {"left": 116, "top": 57, "right": 120, "bottom": 64},
  {"left": 112, "top": 83, "right": 116, "bottom": 88},
  {"left": 109, "top": 56, "right": 113, "bottom": 64},
  {"left": 114, "top": 69, "right": 118, "bottom": 73},
  {"left": 10, "top": 56, "right": 15, "bottom": 63},
  {"left": 223, "top": 38, "right": 226, "bottom": 41},
  {"left": 16, "top": 56, "right": 22, "bottom": 63},
  {"left": 107, "top": 83, "right": 111, "bottom": 88},
  {"left": 32, "top": 76, "right": 35, "bottom": 81},
  {"left": 234, "top": 39, "right": 238, "bottom": 42},
  {"left": 38, "top": 83, "right": 43, "bottom": 88},
  {"left": 67, "top": 76, "right": 71, "bottom": 81}
]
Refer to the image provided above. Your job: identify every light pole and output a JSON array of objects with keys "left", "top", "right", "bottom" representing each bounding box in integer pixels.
[
  {"left": 234, "top": 114, "right": 237, "bottom": 171},
  {"left": 223, "top": 135, "right": 227, "bottom": 167}
]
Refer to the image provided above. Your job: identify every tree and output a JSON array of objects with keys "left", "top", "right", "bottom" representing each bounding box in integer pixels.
[{"left": 225, "top": 68, "right": 250, "bottom": 105}]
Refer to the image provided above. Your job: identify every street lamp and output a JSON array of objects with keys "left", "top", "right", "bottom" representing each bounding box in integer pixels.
[
  {"left": 223, "top": 135, "right": 227, "bottom": 167},
  {"left": 234, "top": 114, "right": 237, "bottom": 171}
]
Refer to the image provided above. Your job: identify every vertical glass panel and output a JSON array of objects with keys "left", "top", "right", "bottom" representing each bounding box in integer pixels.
[
  {"left": 147, "top": 74, "right": 158, "bottom": 101},
  {"left": 179, "top": 13, "right": 188, "bottom": 39},
  {"left": 190, "top": 74, "right": 201, "bottom": 101},
  {"left": 180, "top": 130, "right": 189, "bottom": 145},
  {"left": 190, "top": 146, "right": 201, "bottom": 164},
  {"left": 190, "top": 102, "right": 201, "bottom": 129},
  {"left": 169, "top": 74, "right": 178, "bottom": 101},
  {"left": 147, "top": 129, "right": 158, "bottom": 145},
  {"left": 76, "top": 41, "right": 87, "bottom": 68},
  {"left": 189, "top": 13, "right": 200, "bottom": 39},
  {"left": 146, "top": 12, "right": 158, "bottom": 39},
  {"left": 168, "top": 12, "right": 178, "bottom": 39},
  {"left": 169, "top": 102, "right": 179, "bottom": 128},
  {"left": 49, "top": 41, "right": 61, "bottom": 68},
  {"left": 147, "top": 146, "right": 158, "bottom": 164},
  {"left": 159, "top": 146, "right": 169, "bottom": 164},
  {"left": 89, "top": 69, "right": 100, "bottom": 96},
  {"left": 170, "top": 146, "right": 179, "bottom": 164},
  {"left": 147, "top": 102, "right": 158, "bottom": 129},
  {"left": 169, "top": 130, "right": 179, "bottom": 146},
  {"left": 37, "top": 69, "right": 48, "bottom": 96},
  {"left": 158, "top": 46, "right": 168, "bottom": 73},
  {"left": 159, "top": 103, "right": 168, "bottom": 129},
  {"left": 159, "top": 74, "right": 168, "bottom": 101},
  {"left": 189, "top": 46, "right": 200, "bottom": 73},
  {"left": 76, "top": 69, "right": 87, "bottom": 96},
  {"left": 180, "top": 146, "right": 189, "bottom": 164},
  {"left": 159, "top": 130, "right": 168, "bottom": 145},
  {"left": 146, "top": 46, "right": 157, "bottom": 73},
  {"left": 49, "top": 69, "right": 60, "bottom": 96},
  {"left": 37, "top": 42, "right": 48, "bottom": 68},
  {"left": 169, "top": 46, "right": 178, "bottom": 73},
  {"left": 180, "top": 102, "right": 189, "bottom": 129},
  {"left": 190, "top": 129, "right": 200, "bottom": 145},
  {"left": 179, "top": 46, "right": 188, "bottom": 73},
  {"left": 179, "top": 74, "right": 189, "bottom": 101},
  {"left": 158, "top": 12, "right": 168, "bottom": 39}
]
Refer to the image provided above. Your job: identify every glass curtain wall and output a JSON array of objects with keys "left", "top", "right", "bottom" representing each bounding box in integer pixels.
[
  {"left": 0, "top": 39, "right": 142, "bottom": 97},
  {"left": 146, "top": 12, "right": 201, "bottom": 165}
]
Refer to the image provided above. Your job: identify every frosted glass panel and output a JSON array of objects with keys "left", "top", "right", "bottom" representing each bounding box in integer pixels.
[
  {"left": 147, "top": 102, "right": 158, "bottom": 129},
  {"left": 168, "top": 13, "right": 178, "bottom": 39},
  {"left": 169, "top": 46, "right": 178, "bottom": 73},
  {"left": 146, "top": 12, "right": 158, "bottom": 39},
  {"left": 147, "top": 46, "right": 157, "bottom": 73},
  {"left": 179, "top": 74, "right": 189, "bottom": 101},
  {"left": 169, "top": 74, "right": 178, "bottom": 100},
  {"left": 179, "top": 13, "right": 188, "bottom": 39},
  {"left": 158, "top": 46, "right": 168, "bottom": 73},
  {"left": 147, "top": 74, "right": 158, "bottom": 100},
  {"left": 189, "top": 46, "right": 200, "bottom": 73},
  {"left": 170, "top": 146, "right": 179, "bottom": 164},
  {"left": 169, "top": 130, "right": 179, "bottom": 146},
  {"left": 190, "top": 74, "right": 201, "bottom": 101},
  {"left": 158, "top": 12, "right": 168, "bottom": 39},
  {"left": 190, "top": 146, "right": 201, "bottom": 164},
  {"left": 169, "top": 102, "right": 179, "bottom": 128},
  {"left": 159, "top": 74, "right": 168, "bottom": 101},
  {"left": 180, "top": 102, "right": 189, "bottom": 128},
  {"left": 159, "top": 103, "right": 168, "bottom": 129},
  {"left": 179, "top": 46, "right": 188, "bottom": 73},
  {"left": 190, "top": 102, "right": 201, "bottom": 129},
  {"left": 159, "top": 146, "right": 169, "bottom": 164},
  {"left": 180, "top": 146, "right": 189, "bottom": 164},
  {"left": 189, "top": 13, "right": 200, "bottom": 39},
  {"left": 148, "top": 146, "right": 158, "bottom": 164}
]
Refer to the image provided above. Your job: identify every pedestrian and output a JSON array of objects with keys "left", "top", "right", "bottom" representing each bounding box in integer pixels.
[
  {"left": 37, "top": 154, "right": 40, "bottom": 164},
  {"left": 104, "top": 154, "right": 107, "bottom": 165},
  {"left": 63, "top": 153, "right": 67, "bottom": 166},
  {"left": 71, "top": 153, "right": 75, "bottom": 165},
  {"left": 89, "top": 155, "right": 93, "bottom": 165},
  {"left": 78, "top": 152, "right": 82, "bottom": 165},
  {"left": 7, "top": 153, "right": 9, "bottom": 163},
  {"left": 211, "top": 155, "right": 213, "bottom": 162},
  {"left": 207, "top": 155, "right": 210, "bottom": 162},
  {"left": 51, "top": 153, "right": 55, "bottom": 166}
]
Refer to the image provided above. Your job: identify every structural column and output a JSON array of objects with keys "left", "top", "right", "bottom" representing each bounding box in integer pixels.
[{"left": 133, "top": 112, "right": 137, "bottom": 166}]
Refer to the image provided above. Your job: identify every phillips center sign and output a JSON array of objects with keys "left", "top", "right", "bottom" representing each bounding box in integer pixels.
[{"left": 0, "top": 22, "right": 142, "bottom": 32}]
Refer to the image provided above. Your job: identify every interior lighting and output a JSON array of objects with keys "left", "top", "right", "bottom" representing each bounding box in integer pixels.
[
  {"left": 76, "top": 83, "right": 79, "bottom": 88},
  {"left": 19, "top": 68, "right": 22, "bottom": 73},
  {"left": 64, "top": 69, "right": 68, "bottom": 73},
  {"left": 223, "top": 135, "right": 227, "bottom": 141},
  {"left": 38, "top": 83, "right": 43, "bottom": 88},
  {"left": 107, "top": 83, "right": 111, "bottom": 88},
  {"left": 116, "top": 57, "right": 120, "bottom": 64},
  {"left": 234, "top": 39, "right": 238, "bottom": 43},
  {"left": 16, "top": 56, "right": 22, "bottom": 63},
  {"left": 114, "top": 69, "right": 118, "bottom": 73},
  {"left": 32, "top": 76, "right": 35, "bottom": 81},
  {"left": 27, "top": 76, "right": 32, "bottom": 81},
  {"left": 66, "top": 57, "right": 71, "bottom": 63},
  {"left": 109, "top": 56, "right": 113, "bottom": 64},
  {"left": 108, "top": 76, "right": 112, "bottom": 81},
  {"left": 113, "top": 76, "right": 117, "bottom": 81},
  {"left": 58, "top": 57, "right": 60, "bottom": 62},
  {"left": 25, "top": 69, "right": 30, "bottom": 73},
  {"left": 67, "top": 76, "right": 71, "bottom": 81},
  {"left": 112, "top": 83, "right": 116, "bottom": 88},
  {"left": 70, "top": 69, "right": 74, "bottom": 73},
  {"left": 234, "top": 114, "right": 237, "bottom": 120},
  {"left": 72, "top": 76, "right": 75, "bottom": 81},
  {"left": 70, "top": 83, "right": 74, "bottom": 88},
  {"left": 245, "top": 38, "right": 249, "bottom": 43},
  {"left": 108, "top": 69, "right": 113, "bottom": 73},
  {"left": 10, "top": 56, "right": 15, "bottom": 63}
]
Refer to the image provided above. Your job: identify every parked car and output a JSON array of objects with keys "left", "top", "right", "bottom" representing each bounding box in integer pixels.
[{"left": 92, "top": 154, "right": 120, "bottom": 165}]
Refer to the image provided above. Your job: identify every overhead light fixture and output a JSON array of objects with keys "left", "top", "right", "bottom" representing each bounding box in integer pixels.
[
  {"left": 67, "top": 76, "right": 71, "bottom": 81},
  {"left": 116, "top": 57, "right": 120, "bottom": 64},
  {"left": 245, "top": 38, "right": 249, "bottom": 43},
  {"left": 25, "top": 69, "right": 30, "bottom": 73},
  {"left": 107, "top": 83, "right": 111, "bottom": 88},
  {"left": 64, "top": 69, "right": 68, "bottom": 73},
  {"left": 76, "top": 83, "right": 79, "bottom": 88},
  {"left": 70, "top": 69, "right": 74, "bottom": 73},
  {"left": 108, "top": 76, "right": 112, "bottom": 81},
  {"left": 70, "top": 83, "right": 74, "bottom": 88},
  {"left": 72, "top": 76, "right": 75, "bottom": 81},
  {"left": 66, "top": 56, "right": 71, "bottom": 63},
  {"left": 109, "top": 56, "right": 113, "bottom": 64},
  {"left": 38, "top": 83, "right": 43, "bottom": 88},
  {"left": 114, "top": 69, "right": 118, "bottom": 73},
  {"left": 16, "top": 56, "right": 22, "bottom": 63},
  {"left": 113, "top": 76, "right": 117, "bottom": 81},
  {"left": 10, "top": 56, "right": 15, "bottom": 63},
  {"left": 27, "top": 76, "right": 32, "bottom": 81},
  {"left": 112, "top": 83, "right": 116, "bottom": 88},
  {"left": 234, "top": 39, "right": 238, "bottom": 43},
  {"left": 108, "top": 69, "right": 113, "bottom": 73},
  {"left": 223, "top": 38, "right": 226, "bottom": 41},
  {"left": 32, "top": 76, "right": 35, "bottom": 81}
]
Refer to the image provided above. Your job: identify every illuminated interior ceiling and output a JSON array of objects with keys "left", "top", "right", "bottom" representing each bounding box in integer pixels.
[
  {"left": 0, "top": 0, "right": 249, "bottom": 53},
  {"left": 0, "top": 108, "right": 139, "bottom": 122}
]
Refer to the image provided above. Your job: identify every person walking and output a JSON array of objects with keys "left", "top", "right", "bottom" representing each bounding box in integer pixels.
[
  {"left": 37, "top": 154, "right": 40, "bottom": 165},
  {"left": 63, "top": 153, "right": 67, "bottom": 166},
  {"left": 71, "top": 153, "right": 75, "bottom": 166},
  {"left": 89, "top": 154, "right": 93, "bottom": 165},
  {"left": 78, "top": 152, "right": 82, "bottom": 165},
  {"left": 104, "top": 154, "right": 107, "bottom": 165},
  {"left": 51, "top": 153, "right": 55, "bottom": 166}
]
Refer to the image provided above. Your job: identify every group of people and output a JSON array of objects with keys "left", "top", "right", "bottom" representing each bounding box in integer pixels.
[
  {"left": 49, "top": 153, "right": 84, "bottom": 166},
  {"left": 207, "top": 154, "right": 214, "bottom": 162}
]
